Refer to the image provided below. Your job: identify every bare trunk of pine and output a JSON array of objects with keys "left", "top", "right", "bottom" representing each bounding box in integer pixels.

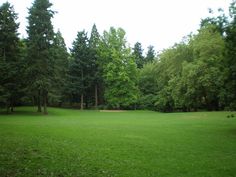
[
  {"left": 6, "top": 104, "right": 10, "bottom": 114},
  {"left": 81, "top": 94, "right": 84, "bottom": 110},
  {"left": 81, "top": 69, "right": 84, "bottom": 110},
  {"left": 32, "top": 96, "right": 35, "bottom": 106},
  {"left": 43, "top": 92, "right": 48, "bottom": 115},
  {"left": 95, "top": 84, "right": 98, "bottom": 108},
  {"left": 3, "top": 47, "right": 6, "bottom": 61},
  {"left": 37, "top": 90, "right": 42, "bottom": 112},
  {"left": 10, "top": 99, "right": 14, "bottom": 112},
  {"left": 10, "top": 102, "right": 14, "bottom": 112},
  {"left": 6, "top": 99, "right": 11, "bottom": 114}
]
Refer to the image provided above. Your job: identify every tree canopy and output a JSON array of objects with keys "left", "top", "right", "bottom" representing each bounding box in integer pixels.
[
  {"left": 1, "top": 0, "right": 236, "bottom": 113},
  {"left": 0, "top": 2, "right": 21, "bottom": 113}
]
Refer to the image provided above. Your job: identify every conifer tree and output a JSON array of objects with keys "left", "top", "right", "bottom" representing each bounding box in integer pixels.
[
  {"left": 0, "top": 2, "right": 21, "bottom": 112},
  {"left": 145, "top": 45, "right": 155, "bottom": 63},
  {"left": 68, "top": 31, "right": 89, "bottom": 109},
  {"left": 26, "top": 0, "right": 55, "bottom": 114},
  {"left": 89, "top": 24, "right": 101, "bottom": 108},
  {"left": 50, "top": 30, "right": 69, "bottom": 106},
  {"left": 133, "top": 42, "right": 144, "bottom": 68}
]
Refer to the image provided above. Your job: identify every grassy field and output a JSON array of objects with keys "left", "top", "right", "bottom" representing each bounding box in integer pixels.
[{"left": 0, "top": 107, "right": 236, "bottom": 177}]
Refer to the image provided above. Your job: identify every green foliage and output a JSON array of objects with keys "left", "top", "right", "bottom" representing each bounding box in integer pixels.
[
  {"left": 0, "top": 2, "right": 19, "bottom": 60},
  {"left": 132, "top": 42, "right": 144, "bottom": 68},
  {"left": 100, "top": 27, "right": 139, "bottom": 109},
  {"left": 1, "top": 0, "right": 236, "bottom": 112},
  {"left": 89, "top": 24, "right": 101, "bottom": 84},
  {"left": 225, "top": 0, "right": 236, "bottom": 110},
  {"left": 145, "top": 45, "right": 156, "bottom": 63},
  {"left": 26, "top": 0, "right": 55, "bottom": 114},
  {"left": 66, "top": 28, "right": 102, "bottom": 109},
  {"left": 88, "top": 24, "right": 102, "bottom": 107},
  {"left": 67, "top": 31, "right": 89, "bottom": 107},
  {"left": 0, "top": 2, "right": 22, "bottom": 111},
  {"left": 138, "top": 63, "right": 158, "bottom": 110},
  {"left": 49, "top": 30, "right": 69, "bottom": 105},
  {"left": 189, "top": 25, "right": 225, "bottom": 110},
  {"left": 139, "top": 24, "right": 226, "bottom": 112}
]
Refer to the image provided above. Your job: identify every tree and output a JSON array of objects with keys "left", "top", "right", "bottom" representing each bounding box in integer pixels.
[
  {"left": 26, "top": 0, "right": 55, "bottom": 114},
  {"left": 194, "top": 25, "right": 225, "bottom": 109},
  {"left": 138, "top": 24, "right": 226, "bottom": 112},
  {"left": 145, "top": 45, "right": 155, "bottom": 63},
  {"left": 138, "top": 63, "right": 158, "bottom": 110},
  {"left": 50, "top": 30, "right": 69, "bottom": 106},
  {"left": 68, "top": 30, "right": 90, "bottom": 109},
  {"left": 132, "top": 42, "right": 144, "bottom": 68},
  {"left": 200, "top": 8, "right": 228, "bottom": 36},
  {"left": 100, "top": 27, "right": 139, "bottom": 109},
  {"left": 89, "top": 24, "right": 102, "bottom": 108},
  {"left": 153, "top": 41, "right": 193, "bottom": 112},
  {"left": 176, "top": 25, "right": 226, "bottom": 111},
  {"left": 225, "top": 0, "right": 236, "bottom": 110},
  {"left": 0, "top": 2, "right": 21, "bottom": 113}
]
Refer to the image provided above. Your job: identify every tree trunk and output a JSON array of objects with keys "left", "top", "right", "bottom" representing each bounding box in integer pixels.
[
  {"left": 95, "top": 84, "right": 98, "bottom": 108},
  {"left": 85, "top": 96, "right": 88, "bottom": 109},
  {"left": 3, "top": 47, "right": 6, "bottom": 61},
  {"left": 10, "top": 99, "right": 14, "bottom": 112},
  {"left": 6, "top": 105, "right": 10, "bottom": 114},
  {"left": 81, "top": 94, "right": 84, "bottom": 110},
  {"left": 32, "top": 96, "right": 35, "bottom": 106},
  {"left": 10, "top": 104, "right": 14, "bottom": 112},
  {"left": 37, "top": 90, "right": 42, "bottom": 112},
  {"left": 43, "top": 92, "right": 48, "bottom": 115},
  {"left": 81, "top": 69, "right": 84, "bottom": 110}
]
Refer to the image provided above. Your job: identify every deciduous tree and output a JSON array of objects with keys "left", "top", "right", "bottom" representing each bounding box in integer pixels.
[{"left": 100, "top": 27, "right": 139, "bottom": 109}]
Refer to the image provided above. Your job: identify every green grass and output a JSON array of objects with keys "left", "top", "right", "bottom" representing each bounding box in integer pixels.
[{"left": 0, "top": 107, "right": 236, "bottom": 177}]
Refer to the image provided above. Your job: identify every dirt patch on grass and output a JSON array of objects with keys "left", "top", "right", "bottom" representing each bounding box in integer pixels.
[{"left": 100, "top": 110, "right": 126, "bottom": 112}]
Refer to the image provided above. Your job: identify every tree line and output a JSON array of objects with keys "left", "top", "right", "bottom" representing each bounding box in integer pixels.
[{"left": 0, "top": 0, "right": 236, "bottom": 114}]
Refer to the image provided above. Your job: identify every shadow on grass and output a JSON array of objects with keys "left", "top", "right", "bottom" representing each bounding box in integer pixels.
[
  {"left": 228, "top": 128, "right": 236, "bottom": 136},
  {"left": 0, "top": 107, "right": 58, "bottom": 117}
]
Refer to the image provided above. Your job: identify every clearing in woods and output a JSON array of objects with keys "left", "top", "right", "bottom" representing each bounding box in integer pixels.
[{"left": 0, "top": 107, "right": 236, "bottom": 177}]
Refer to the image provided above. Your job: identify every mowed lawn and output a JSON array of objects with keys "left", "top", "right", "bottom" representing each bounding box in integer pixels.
[{"left": 0, "top": 107, "right": 236, "bottom": 177}]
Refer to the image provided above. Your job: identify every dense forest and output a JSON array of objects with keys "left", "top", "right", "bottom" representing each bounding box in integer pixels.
[{"left": 0, "top": 0, "right": 236, "bottom": 114}]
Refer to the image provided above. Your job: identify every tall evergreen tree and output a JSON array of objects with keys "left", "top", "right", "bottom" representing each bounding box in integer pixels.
[
  {"left": 0, "top": 2, "right": 21, "bottom": 112},
  {"left": 145, "top": 45, "right": 155, "bottom": 63},
  {"left": 50, "top": 30, "right": 69, "bottom": 106},
  {"left": 68, "top": 30, "right": 89, "bottom": 109},
  {"left": 132, "top": 42, "right": 144, "bottom": 68},
  {"left": 26, "top": 0, "right": 55, "bottom": 114},
  {"left": 89, "top": 24, "right": 102, "bottom": 108}
]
